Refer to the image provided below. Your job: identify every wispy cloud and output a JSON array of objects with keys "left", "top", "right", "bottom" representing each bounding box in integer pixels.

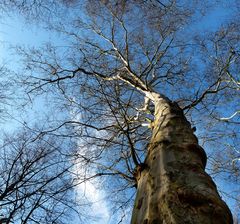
[
  {"left": 75, "top": 179, "right": 110, "bottom": 224},
  {"left": 70, "top": 110, "right": 110, "bottom": 223}
]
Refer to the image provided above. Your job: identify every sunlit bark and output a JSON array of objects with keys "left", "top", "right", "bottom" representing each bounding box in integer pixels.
[{"left": 131, "top": 95, "right": 233, "bottom": 224}]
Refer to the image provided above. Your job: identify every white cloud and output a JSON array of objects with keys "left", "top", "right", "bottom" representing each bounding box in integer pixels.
[
  {"left": 75, "top": 179, "right": 110, "bottom": 224},
  {"left": 70, "top": 109, "right": 110, "bottom": 223}
]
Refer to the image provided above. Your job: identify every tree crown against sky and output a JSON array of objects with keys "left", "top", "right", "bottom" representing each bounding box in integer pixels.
[{"left": 0, "top": 0, "right": 240, "bottom": 223}]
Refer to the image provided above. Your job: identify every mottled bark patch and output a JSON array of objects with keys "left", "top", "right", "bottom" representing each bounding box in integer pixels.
[{"left": 186, "top": 144, "right": 207, "bottom": 168}]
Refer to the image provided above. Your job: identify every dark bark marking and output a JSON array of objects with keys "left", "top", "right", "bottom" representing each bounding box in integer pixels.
[
  {"left": 137, "top": 197, "right": 143, "bottom": 209},
  {"left": 133, "top": 163, "right": 149, "bottom": 180},
  {"left": 143, "top": 219, "right": 148, "bottom": 224}
]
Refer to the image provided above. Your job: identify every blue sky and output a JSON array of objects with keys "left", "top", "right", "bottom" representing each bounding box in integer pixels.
[
  {"left": 1, "top": 17, "right": 46, "bottom": 62},
  {"left": 0, "top": 14, "right": 115, "bottom": 224}
]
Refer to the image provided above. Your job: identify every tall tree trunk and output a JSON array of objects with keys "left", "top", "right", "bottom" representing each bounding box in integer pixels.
[{"left": 131, "top": 96, "right": 233, "bottom": 224}]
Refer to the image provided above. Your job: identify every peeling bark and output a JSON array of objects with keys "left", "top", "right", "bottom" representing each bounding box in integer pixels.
[{"left": 131, "top": 96, "right": 233, "bottom": 224}]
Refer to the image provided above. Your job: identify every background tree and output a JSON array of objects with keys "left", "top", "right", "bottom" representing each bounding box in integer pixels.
[
  {"left": 0, "top": 0, "right": 240, "bottom": 223},
  {"left": 0, "top": 129, "right": 80, "bottom": 224}
]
